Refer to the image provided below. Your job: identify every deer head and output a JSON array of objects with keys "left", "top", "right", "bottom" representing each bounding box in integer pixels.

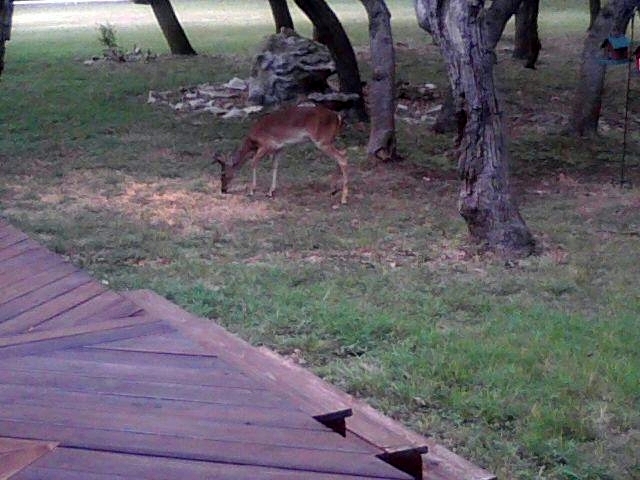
[{"left": 213, "top": 152, "right": 233, "bottom": 194}]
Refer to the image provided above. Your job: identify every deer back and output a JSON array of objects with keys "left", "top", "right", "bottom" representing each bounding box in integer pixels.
[{"left": 246, "top": 106, "right": 342, "bottom": 150}]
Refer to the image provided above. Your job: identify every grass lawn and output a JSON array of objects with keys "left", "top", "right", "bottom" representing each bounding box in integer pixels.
[{"left": 1, "top": 1, "right": 639, "bottom": 478}]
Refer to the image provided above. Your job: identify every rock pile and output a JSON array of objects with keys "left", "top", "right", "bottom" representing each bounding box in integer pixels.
[
  {"left": 147, "top": 77, "right": 445, "bottom": 125},
  {"left": 84, "top": 45, "right": 157, "bottom": 65},
  {"left": 147, "top": 78, "right": 263, "bottom": 118}
]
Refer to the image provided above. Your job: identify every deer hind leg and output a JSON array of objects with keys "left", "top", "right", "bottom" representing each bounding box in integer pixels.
[
  {"left": 317, "top": 143, "right": 349, "bottom": 204},
  {"left": 249, "top": 147, "right": 271, "bottom": 196}
]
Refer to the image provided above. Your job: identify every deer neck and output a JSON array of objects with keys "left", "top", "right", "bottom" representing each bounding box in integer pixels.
[{"left": 230, "top": 138, "right": 257, "bottom": 171}]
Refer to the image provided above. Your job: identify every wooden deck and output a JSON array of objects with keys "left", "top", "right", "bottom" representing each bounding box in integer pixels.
[{"left": 0, "top": 218, "right": 495, "bottom": 480}]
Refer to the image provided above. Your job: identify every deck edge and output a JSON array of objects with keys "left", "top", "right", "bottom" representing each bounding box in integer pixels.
[{"left": 123, "top": 289, "right": 496, "bottom": 480}]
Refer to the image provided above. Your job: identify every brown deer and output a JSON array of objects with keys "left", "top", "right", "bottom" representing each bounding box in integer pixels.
[{"left": 214, "top": 105, "right": 349, "bottom": 204}]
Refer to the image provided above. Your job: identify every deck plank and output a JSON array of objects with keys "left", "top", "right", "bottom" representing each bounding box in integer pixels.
[
  {"left": 0, "top": 271, "right": 94, "bottom": 324},
  {"left": 0, "top": 384, "right": 328, "bottom": 431},
  {"left": 0, "top": 230, "right": 29, "bottom": 250},
  {"left": 12, "top": 467, "right": 128, "bottom": 480},
  {"left": 0, "top": 403, "right": 373, "bottom": 453},
  {"left": 0, "top": 367, "right": 287, "bottom": 407},
  {"left": 92, "top": 328, "right": 214, "bottom": 355},
  {"left": 0, "top": 224, "right": 17, "bottom": 239},
  {"left": 0, "top": 317, "right": 173, "bottom": 359},
  {"left": 14, "top": 448, "right": 387, "bottom": 480},
  {"left": 0, "top": 251, "right": 67, "bottom": 288},
  {"left": 41, "top": 346, "right": 222, "bottom": 367},
  {"left": 31, "top": 292, "right": 144, "bottom": 332},
  {"left": 0, "top": 437, "right": 57, "bottom": 480},
  {"left": 0, "top": 262, "right": 78, "bottom": 305},
  {"left": 0, "top": 281, "right": 107, "bottom": 335},
  {"left": 0, "top": 239, "right": 39, "bottom": 262},
  {"left": 0, "top": 421, "right": 410, "bottom": 479},
  {"left": 1, "top": 349, "right": 262, "bottom": 389}
]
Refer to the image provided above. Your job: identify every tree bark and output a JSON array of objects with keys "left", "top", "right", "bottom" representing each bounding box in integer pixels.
[
  {"left": 1, "top": 0, "right": 13, "bottom": 77},
  {"left": 571, "top": 0, "right": 639, "bottom": 136},
  {"left": 293, "top": 0, "right": 367, "bottom": 120},
  {"left": 513, "top": 0, "right": 542, "bottom": 68},
  {"left": 416, "top": 0, "right": 534, "bottom": 256},
  {"left": 360, "top": 0, "right": 398, "bottom": 161},
  {"left": 268, "top": 0, "right": 295, "bottom": 32},
  {"left": 149, "top": 0, "right": 196, "bottom": 55}
]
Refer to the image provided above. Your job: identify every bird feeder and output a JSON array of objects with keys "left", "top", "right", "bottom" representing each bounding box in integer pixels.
[{"left": 600, "top": 35, "right": 631, "bottom": 64}]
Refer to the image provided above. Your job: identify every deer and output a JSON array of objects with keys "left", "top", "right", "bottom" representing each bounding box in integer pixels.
[{"left": 214, "top": 105, "right": 349, "bottom": 204}]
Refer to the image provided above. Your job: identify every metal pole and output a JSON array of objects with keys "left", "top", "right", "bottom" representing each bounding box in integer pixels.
[{"left": 620, "top": 9, "right": 635, "bottom": 187}]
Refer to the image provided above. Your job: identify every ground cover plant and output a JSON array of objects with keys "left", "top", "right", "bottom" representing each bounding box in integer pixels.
[{"left": 1, "top": 1, "right": 639, "bottom": 478}]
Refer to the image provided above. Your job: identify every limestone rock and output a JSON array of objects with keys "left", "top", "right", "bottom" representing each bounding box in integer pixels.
[
  {"left": 224, "top": 77, "right": 248, "bottom": 90},
  {"left": 248, "top": 30, "right": 335, "bottom": 106}
]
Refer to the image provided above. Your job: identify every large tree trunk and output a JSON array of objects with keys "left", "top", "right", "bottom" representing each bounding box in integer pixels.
[
  {"left": 571, "top": 0, "right": 638, "bottom": 136},
  {"left": 360, "top": 0, "right": 397, "bottom": 161},
  {"left": 513, "top": 0, "right": 542, "bottom": 68},
  {"left": 268, "top": 0, "right": 295, "bottom": 32},
  {"left": 1, "top": 0, "right": 13, "bottom": 77},
  {"left": 415, "top": 0, "right": 534, "bottom": 256},
  {"left": 149, "top": 0, "right": 196, "bottom": 55},
  {"left": 293, "top": 0, "right": 367, "bottom": 120}
]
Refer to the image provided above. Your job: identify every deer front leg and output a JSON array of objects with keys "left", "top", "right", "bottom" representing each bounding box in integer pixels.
[
  {"left": 338, "top": 159, "right": 348, "bottom": 205},
  {"left": 268, "top": 152, "right": 280, "bottom": 198},
  {"left": 250, "top": 167, "right": 257, "bottom": 196}
]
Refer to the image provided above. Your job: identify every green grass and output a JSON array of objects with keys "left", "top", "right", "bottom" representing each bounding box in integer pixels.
[{"left": 2, "top": 1, "right": 639, "bottom": 479}]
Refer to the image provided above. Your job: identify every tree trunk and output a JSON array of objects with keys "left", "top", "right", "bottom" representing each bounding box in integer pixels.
[
  {"left": 432, "top": 89, "right": 458, "bottom": 134},
  {"left": 428, "top": 0, "right": 524, "bottom": 134},
  {"left": 416, "top": 0, "right": 534, "bottom": 256},
  {"left": 360, "top": 0, "right": 397, "bottom": 161},
  {"left": 1, "top": 0, "right": 13, "bottom": 77},
  {"left": 571, "top": 23, "right": 607, "bottom": 135},
  {"left": 513, "top": 0, "right": 542, "bottom": 68},
  {"left": 571, "top": 0, "right": 638, "bottom": 136},
  {"left": 293, "top": 0, "right": 367, "bottom": 120},
  {"left": 149, "top": 0, "right": 196, "bottom": 55},
  {"left": 268, "top": 0, "right": 295, "bottom": 32},
  {"left": 589, "top": 0, "right": 601, "bottom": 29}
]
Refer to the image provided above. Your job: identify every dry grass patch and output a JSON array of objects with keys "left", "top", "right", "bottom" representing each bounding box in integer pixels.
[{"left": 6, "top": 170, "right": 279, "bottom": 236}]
